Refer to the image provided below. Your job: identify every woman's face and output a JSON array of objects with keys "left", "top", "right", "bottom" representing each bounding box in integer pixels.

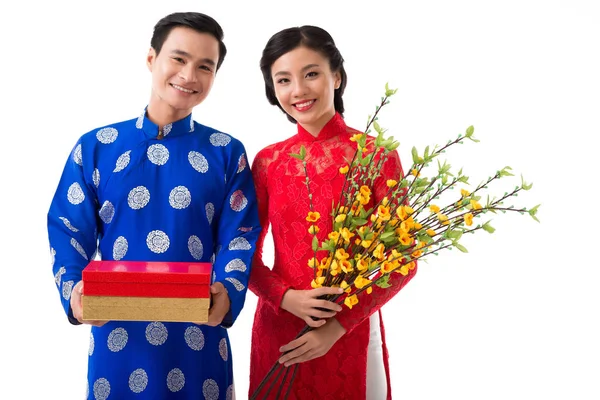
[{"left": 271, "top": 46, "right": 341, "bottom": 136}]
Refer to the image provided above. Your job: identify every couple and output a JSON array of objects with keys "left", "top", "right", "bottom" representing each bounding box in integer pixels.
[{"left": 47, "top": 11, "right": 416, "bottom": 400}]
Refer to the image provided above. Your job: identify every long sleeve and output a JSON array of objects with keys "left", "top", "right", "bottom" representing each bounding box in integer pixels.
[
  {"left": 336, "top": 149, "right": 418, "bottom": 333},
  {"left": 213, "top": 140, "right": 261, "bottom": 327},
  {"left": 47, "top": 139, "right": 99, "bottom": 324},
  {"left": 248, "top": 150, "right": 292, "bottom": 312}
]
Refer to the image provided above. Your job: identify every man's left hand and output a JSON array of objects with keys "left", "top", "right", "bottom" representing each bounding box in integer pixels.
[{"left": 205, "top": 282, "right": 231, "bottom": 327}]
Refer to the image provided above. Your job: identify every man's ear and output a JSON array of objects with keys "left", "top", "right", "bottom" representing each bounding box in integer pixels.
[{"left": 146, "top": 47, "right": 157, "bottom": 72}]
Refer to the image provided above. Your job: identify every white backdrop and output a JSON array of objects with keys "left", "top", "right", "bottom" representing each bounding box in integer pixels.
[{"left": 1, "top": 1, "right": 599, "bottom": 399}]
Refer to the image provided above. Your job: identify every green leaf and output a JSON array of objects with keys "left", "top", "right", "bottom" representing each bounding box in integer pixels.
[
  {"left": 466, "top": 125, "right": 474, "bottom": 136},
  {"left": 299, "top": 145, "right": 306, "bottom": 159},
  {"left": 375, "top": 274, "right": 392, "bottom": 288},
  {"left": 446, "top": 230, "right": 463, "bottom": 240},
  {"left": 290, "top": 153, "right": 303, "bottom": 160},
  {"left": 411, "top": 146, "right": 419, "bottom": 164},
  {"left": 312, "top": 236, "right": 319, "bottom": 251},
  {"left": 528, "top": 204, "right": 541, "bottom": 222},
  {"left": 380, "top": 231, "right": 395, "bottom": 240},
  {"left": 482, "top": 221, "right": 496, "bottom": 233},
  {"left": 352, "top": 218, "right": 368, "bottom": 226},
  {"left": 453, "top": 242, "right": 469, "bottom": 253},
  {"left": 521, "top": 174, "right": 533, "bottom": 190}
]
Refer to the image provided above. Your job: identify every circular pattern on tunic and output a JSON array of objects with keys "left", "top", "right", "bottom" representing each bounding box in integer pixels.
[
  {"left": 136, "top": 112, "right": 144, "bottom": 129},
  {"left": 67, "top": 182, "right": 85, "bottom": 205},
  {"left": 188, "top": 236, "right": 203, "bottom": 260},
  {"left": 129, "top": 368, "right": 148, "bottom": 393},
  {"left": 145, "top": 322, "right": 168, "bottom": 346},
  {"left": 107, "top": 327, "right": 128, "bottom": 352},
  {"left": 169, "top": 186, "right": 191, "bottom": 209},
  {"left": 146, "top": 230, "right": 170, "bottom": 253},
  {"left": 225, "top": 259, "right": 246, "bottom": 273},
  {"left": 70, "top": 238, "right": 88, "bottom": 259},
  {"left": 93, "top": 378, "right": 111, "bottom": 400},
  {"left": 54, "top": 266, "right": 65, "bottom": 286},
  {"left": 99, "top": 201, "right": 115, "bottom": 224},
  {"left": 62, "top": 280, "right": 74, "bottom": 300},
  {"left": 163, "top": 123, "right": 173, "bottom": 137},
  {"left": 88, "top": 332, "right": 95, "bottom": 356},
  {"left": 237, "top": 153, "right": 247, "bottom": 173},
  {"left": 226, "top": 384, "right": 234, "bottom": 400},
  {"left": 203, "top": 379, "right": 219, "bottom": 400},
  {"left": 219, "top": 338, "right": 228, "bottom": 361},
  {"left": 188, "top": 151, "right": 209, "bottom": 173},
  {"left": 59, "top": 217, "right": 79, "bottom": 232},
  {"left": 113, "top": 236, "right": 128, "bottom": 260},
  {"left": 92, "top": 168, "right": 100, "bottom": 187},
  {"left": 230, "top": 190, "right": 248, "bottom": 212},
  {"left": 228, "top": 237, "right": 251, "bottom": 251},
  {"left": 73, "top": 144, "right": 83, "bottom": 165},
  {"left": 184, "top": 326, "right": 205, "bottom": 351},
  {"left": 210, "top": 132, "right": 231, "bottom": 147},
  {"left": 225, "top": 277, "right": 245, "bottom": 292},
  {"left": 128, "top": 186, "right": 150, "bottom": 210},
  {"left": 50, "top": 247, "right": 56, "bottom": 266},
  {"left": 167, "top": 368, "right": 185, "bottom": 392},
  {"left": 114, "top": 151, "right": 131, "bottom": 172},
  {"left": 206, "top": 203, "right": 215, "bottom": 224},
  {"left": 96, "top": 127, "right": 118, "bottom": 144},
  {"left": 147, "top": 144, "right": 169, "bottom": 165}
]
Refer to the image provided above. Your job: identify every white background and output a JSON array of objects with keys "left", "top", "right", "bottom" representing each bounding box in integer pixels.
[{"left": 1, "top": 0, "right": 599, "bottom": 399}]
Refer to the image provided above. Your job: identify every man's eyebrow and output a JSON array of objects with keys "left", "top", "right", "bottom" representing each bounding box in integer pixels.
[{"left": 170, "top": 49, "right": 216, "bottom": 66}]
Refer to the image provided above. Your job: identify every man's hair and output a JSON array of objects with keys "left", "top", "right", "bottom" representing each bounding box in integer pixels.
[{"left": 150, "top": 12, "right": 227, "bottom": 70}]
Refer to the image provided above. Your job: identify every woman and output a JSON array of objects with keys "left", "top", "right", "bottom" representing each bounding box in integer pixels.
[{"left": 248, "top": 25, "right": 417, "bottom": 399}]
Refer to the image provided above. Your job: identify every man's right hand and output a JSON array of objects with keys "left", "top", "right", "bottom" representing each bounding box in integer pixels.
[
  {"left": 70, "top": 281, "right": 107, "bottom": 327},
  {"left": 280, "top": 287, "right": 344, "bottom": 328}
]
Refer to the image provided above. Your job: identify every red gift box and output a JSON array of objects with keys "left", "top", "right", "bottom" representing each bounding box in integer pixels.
[{"left": 81, "top": 260, "right": 212, "bottom": 323}]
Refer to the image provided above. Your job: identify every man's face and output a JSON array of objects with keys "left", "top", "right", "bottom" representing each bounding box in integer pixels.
[{"left": 147, "top": 26, "right": 219, "bottom": 116}]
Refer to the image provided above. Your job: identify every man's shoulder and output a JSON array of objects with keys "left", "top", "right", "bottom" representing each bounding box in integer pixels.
[
  {"left": 78, "top": 116, "right": 138, "bottom": 144},
  {"left": 191, "top": 121, "right": 248, "bottom": 149}
]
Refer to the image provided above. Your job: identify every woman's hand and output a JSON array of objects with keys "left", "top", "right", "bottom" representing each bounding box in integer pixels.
[
  {"left": 278, "top": 318, "right": 346, "bottom": 366},
  {"left": 280, "top": 287, "right": 343, "bottom": 327}
]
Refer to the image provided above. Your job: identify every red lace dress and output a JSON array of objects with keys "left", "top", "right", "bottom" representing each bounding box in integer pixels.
[{"left": 249, "top": 113, "right": 417, "bottom": 399}]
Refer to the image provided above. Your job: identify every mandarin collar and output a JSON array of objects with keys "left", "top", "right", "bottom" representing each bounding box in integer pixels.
[
  {"left": 136, "top": 107, "right": 195, "bottom": 139},
  {"left": 296, "top": 112, "right": 347, "bottom": 142}
]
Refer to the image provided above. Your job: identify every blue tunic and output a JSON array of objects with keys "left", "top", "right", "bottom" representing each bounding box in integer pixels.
[{"left": 47, "top": 110, "right": 260, "bottom": 399}]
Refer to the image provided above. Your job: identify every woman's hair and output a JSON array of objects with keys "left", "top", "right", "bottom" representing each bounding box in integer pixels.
[{"left": 260, "top": 25, "right": 347, "bottom": 123}]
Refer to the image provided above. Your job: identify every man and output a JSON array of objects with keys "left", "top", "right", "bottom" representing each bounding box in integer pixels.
[{"left": 47, "top": 12, "right": 259, "bottom": 399}]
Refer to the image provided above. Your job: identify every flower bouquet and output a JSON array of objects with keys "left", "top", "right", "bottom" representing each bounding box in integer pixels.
[{"left": 250, "top": 85, "right": 540, "bottom": 399}]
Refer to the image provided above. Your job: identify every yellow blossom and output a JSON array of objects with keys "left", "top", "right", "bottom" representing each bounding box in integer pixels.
[
  {"left": 359, "top": 186, "right": 371, "bottom": 197},
  {"left": 399, "top": 233, "right": 413, "bottom": 246},
  {"left": 461, "top": 188, "right": 470, "bottom": 197},
  {"left": 411, "top": 168, "right": 420, "bottom": 177},
  {"left": 399, "top": 264, "right": 410, "bottom": 276},
  {"left": 319, "top": 257, "right": 331, "bottom": 270},
  {"left": 340, "top": 227, "right": 354, "bottom": 243},
  {"left": 339, "top": 165, "right": 349, "bottom": 174},
  {"left": 307, "top": 257, "right": 318, "bottom": 269},
  {"left": 344, "top": 294, "right": 359, "bottom": 309},
  {"left": 354, "top": 275, "right": 372, "bottom": 289},
  {"left": 366, "top": 287, "right": 373, "bottom": 294},
  {"left": 328, "top": 231, "right": 340, "bottom": 241},
  {"left": 361, "top": 240, "right": 373, "bottom": 248},
  {"left": 470, "top": 199, "right": 482, "bottom": 210},
  {"left": 464, "top": 213, "right": 474, "bottom": 226},
  {"left": 404, "top": 206, "right": 414, "bottom": 215},
  {"left": 396, "top": 206, "right": 407, "bottom": 221},
  {"left": 311, "top": 276, "right": 326, "bottom": 288},
  {"left": 340, "top": 280, "right": 349, "bottom": 290},
  {"left": 429, "top": 205, "right": 440, "bottom": 213},
  {"left": 381, "top": 197, "right": 389, "bottom": 206},
  {"left": 330, "top": 260, "right": 341, "bottom": 276},
  {"left": 386, "top": 179, "right": 398, "bottom": 188},
  {"left": 341, "top": 259, "right": 353, "bottom": 273},
  {"left": 308, "top": 225, "right": 319, "bottom": 234},
  {"left": 426, "top": 228, "right": 436, "bottom": 236},
  {"left": 306, "top": 211, "right": 321, "bottom": 222},
  {"left": 356, "top": 258, "right": 369, "bottom": 271},
  {"left": 381, "top": 261, "right": 395, "bottom": 274},
  {"left": 377, "top": 205, "right": 391, "bottom": 221},
  {"left": 335, "top": 248, "right": 350, "bottom": 260},
  {"left": 438, "top": 214, "right": 450, "bottom": 225},
  {"left": 414, "top": 222, "right": 423, "bottom": 230},
  {"left": 350, "top": 133, "right": 363, "bottom": 142},
  {"left": 373, "top": 243, "right": 386, "bottom": 260},
  {"left": 335, "top": 214, "right": 347, "bottom": 223}
]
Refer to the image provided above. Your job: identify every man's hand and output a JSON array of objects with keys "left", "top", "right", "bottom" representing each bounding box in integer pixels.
[
  {"left": 280, "top": 287, "right": 343, "bottom": 328},
  {"left": 70, "top": 281, "right": 107, "bottom": 327},
  {"left": 205, "top": 282, "right": 231, "bottom": 327},
  {"left": 278, "top": 318, "right": 346, "bottom": 367}
]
